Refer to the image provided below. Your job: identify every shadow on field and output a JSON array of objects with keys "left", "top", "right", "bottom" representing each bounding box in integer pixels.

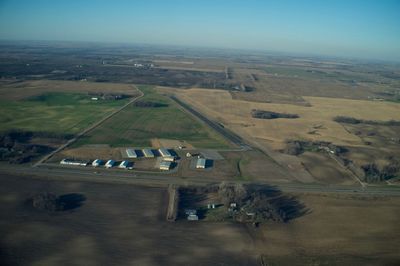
[
  {"left": 178, "top": 188, "right": 208, "bottom": 219},
  {"left": 58, "top": 193, "right": 86, "bottom": 211},
  {"left": 28, "top": 192, "right": 86, "bottom": 212},
  {"left": 247, "top": 184, "right": 311, "bottom": 222},
  {"left": 177, "top": 184, "right": 310, "bottom": 222}
]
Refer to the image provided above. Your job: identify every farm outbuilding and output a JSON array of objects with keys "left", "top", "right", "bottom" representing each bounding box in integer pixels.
[
  {"left": 159, "top": 161, "right": 172, "bottom": 171},
  {"left": 105, "top": 160, "right": 116, "bottom": 168},
  {"left": 126, "top": 149, "right": 138, "bottom": 158},
  {"left": 163, "top": 156, "right": 175, "bottom": 162},
  {"left": 92, "top": 159, "right": 102, "bottom": 167},
  {"left": 142, "top": 149, "right": 154, "bottom": 158},
  {"left": 187, "top": 214, "right": 199, "bottom": 221},
  {"left": 158, "top": 148, "right": 172, "bottom": 157},
  {"left": 60, "top": 159, "right": 88, "bottom": 166},
  {"left": 118, "top": 160, "right": 129, "bottom": 169},
  {"left": 196, "top": 158, "right": 207, "bottom": 169}
]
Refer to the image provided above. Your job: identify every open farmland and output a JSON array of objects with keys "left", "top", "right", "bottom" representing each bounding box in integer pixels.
[
  {"left": 257, "top": 192, "right": 400, "bottom": 265},
  {"left": 0, "top": 174, "right": 257, "bottom": 266},
  {"left": 0, "top": 80, "right": 138, "bottom": 134},
  {"left": 175, "top": 149, "right": 292, "bottom": 183},
  {"left": 1, "top": 173, "right": 400, "bottom": 266},
  {"left": 74, "top": 86, "right": 230, "bottom": 148},
  {"left": 0, "top": 92, "right": 130, "bottom": 134},
  {"left": 0, "top": 79, "right": 140, "bottom": 101},
  {"left": 229, "top": 64, "right": 400, "bottom": 105},
  {"left": 176, "top": 88, "right": 400, "bottom": 149},
  {"left": 175, "top": 184, "right": 400, "bottom": 265},
  {"left": 174, "top": 88, "right": 400, "bottom": 184}
]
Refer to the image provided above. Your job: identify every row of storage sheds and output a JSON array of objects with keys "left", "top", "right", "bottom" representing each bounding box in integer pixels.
[
  {"left": 125, "top": 148, "right": 175, "bottom": 160},
  {"left": 62, "top": 158, "right": 131, "bottom": 169},
  {"left": 92, "top": 159, "right": 130, "bottom": 169}
]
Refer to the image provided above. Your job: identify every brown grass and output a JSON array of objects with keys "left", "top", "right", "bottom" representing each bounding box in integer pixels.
[
  {"left": 258, "top": 193, "right": 400, "bottom": 264},
  {"left": 52, "top": 146, "right": 123, "bottom": 162},
  {"left": 175, "top": 88, "right": 400, "bottom": 150},
  {"left": 299, "top": 152, "right": 357, "bottom": 185}
]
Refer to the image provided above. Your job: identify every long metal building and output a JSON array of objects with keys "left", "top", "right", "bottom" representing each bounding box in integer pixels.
[
  {"left": 159, "top": 161, "right": 172, "bottom": 171},
  {"left": 118, "top": 160, "right": 129, "bottom": 169},
  {"left": 126, "top": 148, "right": 138, "bottom": 158},
  {"left": 196, "top": 158, "right": 207, "bottom": 169},
  {"left": 105, "top": 160, "right": 116, "bottom": 168},
  {"left": 158, "top": 148, "right": 172, "bottom": 157},
  {"left": 142, "top": 149, "right": 154, "bottom": 158},
  {"left": 92, "top": 159, "right": 102, "bottom": 167}
]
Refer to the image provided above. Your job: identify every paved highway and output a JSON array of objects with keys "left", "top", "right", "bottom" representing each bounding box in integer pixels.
[{"left": 1, "top": 164, "right": 399, "bottom": 196}]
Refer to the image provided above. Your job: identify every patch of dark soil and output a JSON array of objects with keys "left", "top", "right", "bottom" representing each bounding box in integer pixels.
[
  {"left": 28, "top": 192, "right": 86, "bottom": 212},
  {"left": 251, "top": 109, "right": 299, "bottom": 119}
]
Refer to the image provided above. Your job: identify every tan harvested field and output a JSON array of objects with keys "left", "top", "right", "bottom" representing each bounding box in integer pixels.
[
  {"left": 299, "top": 152, "right": 357, "bottom": 185},
  {"left": 176, "top": 88, "right": 400, "bottom": 150},
  {"left": 1, "top": 174, "right": 399, "bottom": 265},
  {"left": 338, "top": 123, "right": 400, "bottom": 164},
  {"left": 170, "top": 149, "right": 295, "bottom": 183},
  {"left": 219, "top": 150, "right": 294, "bottom": 182},
  {"left": 0, "top": 174, "right": 257, "bottom": 266},
  {"left": 154, "top": 65, "right": 224, "bottom": 73},
  {"left": 177, "top": 155, "right": 239, "bottom": 180},
  {"left": 0, "top": 80, "right": 139, "bottom": 100},
  {"left": 230, "top": 67, "right": 383, "bottom": 104},
  {"left": 258, "top": 193, "right": 400, "bottom": 265}
]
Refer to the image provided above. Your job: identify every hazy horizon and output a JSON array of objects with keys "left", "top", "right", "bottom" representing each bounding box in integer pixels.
[{"left": 0, "top": 0, "right": 399, "bottom": 62}]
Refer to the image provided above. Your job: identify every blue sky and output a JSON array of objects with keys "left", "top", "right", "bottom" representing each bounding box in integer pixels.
[{"left": 0, "top": 0, "right": 399, "bottom": 61}]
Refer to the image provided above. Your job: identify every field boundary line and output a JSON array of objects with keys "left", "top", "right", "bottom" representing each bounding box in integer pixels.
[
  {"left": 328, "top": 153, "right": 366, "bottom": 188},
  {"left": 166, "top": 184, "right": 179, "bottom": 221}
]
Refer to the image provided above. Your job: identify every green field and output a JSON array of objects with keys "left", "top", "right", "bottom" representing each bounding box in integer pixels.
[
  {"left": 0, "top": 92, "right": 129, "bottom": 134},
  {"left": 75, "top": 86, "right": 231, "bottom": 148}
]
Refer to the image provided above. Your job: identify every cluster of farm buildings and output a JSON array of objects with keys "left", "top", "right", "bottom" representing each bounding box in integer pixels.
[{"left": 60, "top": 147, "right": 209, "bottom": 171}]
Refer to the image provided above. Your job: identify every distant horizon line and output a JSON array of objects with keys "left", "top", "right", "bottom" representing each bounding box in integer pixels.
[{"left": 1, "top": 38, "right": 399, "bottom": 64}]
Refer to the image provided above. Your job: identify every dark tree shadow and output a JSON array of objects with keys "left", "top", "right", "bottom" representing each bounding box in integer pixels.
[
  {"left": 57, "top": 193, "right": 86, "bottom": 211},
  {"left": 178, "top": 187, "right": 208, "bottom": 219},
  {"left": 269, "top": 195, "right": 311, "bottom": 222},
  {"left": 245, "top": 184, "right": 311, "bottom": 222}
]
